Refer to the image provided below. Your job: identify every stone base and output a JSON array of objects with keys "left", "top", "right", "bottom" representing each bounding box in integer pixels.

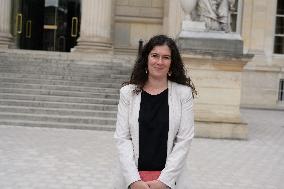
[
  {"left": 177, "top": 31, "right": 243, "bottom": 55},
  {"left": 114, "top": 47, "right": 138, "bottom": 56},
  {"left": 181, "top": 20, "right": 206, "bottom": 32},
  {"left": 241, "top": 62, "right": 284, "bottom": 110},
  {"left": 195, "top": 121, "right": 248, "bottom": 140},
  {"left": 0, "top": 32, "right": 12, "bottom": 48},
  {"left": 181, "top": 52, "right": 253, "bottom": 140},
  {"left": 73, "top": 37, "right": 113, "bottom": 54}
]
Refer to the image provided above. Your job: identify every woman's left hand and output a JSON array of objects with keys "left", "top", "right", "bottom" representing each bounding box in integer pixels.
[{"left": 146, "top": 180, "right": 168, "bottom": 189}]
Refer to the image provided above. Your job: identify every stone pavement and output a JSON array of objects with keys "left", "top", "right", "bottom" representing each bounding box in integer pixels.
[{"left": 0, "top": 108, "right": 283, "bottom": 189}]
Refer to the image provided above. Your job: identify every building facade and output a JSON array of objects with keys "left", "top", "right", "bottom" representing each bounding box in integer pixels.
[{"left": 0, "top": 0, "right": 283, "bottom": 109}]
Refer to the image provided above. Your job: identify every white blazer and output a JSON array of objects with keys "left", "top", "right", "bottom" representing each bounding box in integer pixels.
[{"left": 113, "top": 81, "right": 194, "bottom": 189}]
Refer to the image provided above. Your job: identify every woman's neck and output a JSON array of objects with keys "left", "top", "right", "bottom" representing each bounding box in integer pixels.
[{"left": 143, "top": 77, "right": 168, "bottom": 95}]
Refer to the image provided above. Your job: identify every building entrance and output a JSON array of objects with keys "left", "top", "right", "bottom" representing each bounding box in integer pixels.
[{"left": 13, "top": 0, "right": 81, "bottom": 52}]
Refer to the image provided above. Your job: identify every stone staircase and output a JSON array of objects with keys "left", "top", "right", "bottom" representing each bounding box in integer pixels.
[{"left": 0, "top": 50, "right": 133, "bottom": 131}]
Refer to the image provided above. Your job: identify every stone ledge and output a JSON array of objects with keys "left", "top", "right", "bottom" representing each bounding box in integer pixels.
[
  {"left": 244, "top": 65, "right": 283, "bottom": 72},
  {"left": 195, "top": 121, "right": 248, "bottom": 140},
  {"left": 177, "top": 37, "right": 243, "bottom": 56},
  {"left": 240, "top": 105, "right": 284, "bottom": 111},
  {"left": 115, "top": 15, "right": 162, "bottom": 24},
  {"left": 181, "top": 51, "right": 254, "bottom": 61}
]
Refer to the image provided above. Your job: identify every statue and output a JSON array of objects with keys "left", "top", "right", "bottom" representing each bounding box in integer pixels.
[
  {"left": 196, "top": 0, "right": 236, "bottom": 32},
  {"left": 177, "top": 0, "right": 245, "bottom": 56},
  {"left": 180, "top": 0, "right": 198, "bottom": 21}
]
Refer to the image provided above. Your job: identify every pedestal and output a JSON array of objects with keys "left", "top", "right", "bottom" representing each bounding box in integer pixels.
[
  {"left": 182, "top": 53, "right": 253, "bottom": 140},
  {"left": 181, "top": 20, "right": 206, "bottom": 32},
  {"left": 178, "top": 30, "right": 254, "bottom": 139},
  {"left": 178, "top": 31, "right": 244, "bottom": 55}
]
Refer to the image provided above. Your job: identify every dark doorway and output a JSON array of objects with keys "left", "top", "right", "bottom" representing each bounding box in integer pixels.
[
  {"left": 18, "top": 0, "right": 44, "bottom": 50},
  {"left": 14, "top": 0, "right": 81, "bottom": 52}
]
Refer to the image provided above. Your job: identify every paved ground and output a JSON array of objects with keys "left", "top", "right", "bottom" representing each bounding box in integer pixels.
[{"left": 0, "top": 108, "right": 283, "bottom": 189}]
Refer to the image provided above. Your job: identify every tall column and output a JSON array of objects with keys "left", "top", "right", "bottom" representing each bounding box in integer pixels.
[
  {"left": 163, "top": 0, "right": 184, "bottom": 38},
  {"left": 74, "top": 0, "right": 113, "bottom": 53},
  {"left": 0, "top": 0, "right": 12, "bottom": 48}
]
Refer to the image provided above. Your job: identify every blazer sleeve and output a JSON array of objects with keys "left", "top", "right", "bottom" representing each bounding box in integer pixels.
[
  {"left": 113, "top": 86, "right": 141, "bottom": 187},
  {"left": 158, "top": 86, "right": 194, "bottom": 188}
]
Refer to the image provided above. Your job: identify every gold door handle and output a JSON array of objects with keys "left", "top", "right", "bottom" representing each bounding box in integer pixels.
[
  {"left": 16, "top": 13, "right": 22, "bottom": 34},
  {"left": 71, "top": 17, "right": 78, "bottom": 37},
  {"left": 26, "top": 20, "right": 32, "bottom": 38}
]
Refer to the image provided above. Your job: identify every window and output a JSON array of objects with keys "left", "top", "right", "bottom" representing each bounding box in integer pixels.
[
  {"left": 229, "top": 0, "right": 243, "bottom": 33},
  {"left": 274, "top": 0, "right": 284, "bottom": 54},
  {"left": 279, "top": 79, "right": 284, "bottom": 101},
  {"left": 230, "top": 0, "right": 239, "bottom": 32}
]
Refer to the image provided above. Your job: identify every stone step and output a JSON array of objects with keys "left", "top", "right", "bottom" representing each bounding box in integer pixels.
[
  {"left": 0, "top": 73, "right": 126, "bottom": 83},
  {"left": 0, "top": 78, "right": 122, "bottom": 89},
  {"left": 0, "top": 99, "right": 117, "bottom": 111},
  {"left": 1, "top": 52, "right": 132, "bottom": 63},
  {"left": 0, "top": 51, "right": 132, "bottom": 130},
  {"left": 0, "top": 63, "right": 131, "bottom": 74},
  {"left": 0, "top": 112, "right": 116, "bottom": 125},
  {"left": 0, "top": 57, "right": 132, "bottom": 67},
  {"left": 0, "top": 54, "right": 132, "bottom": 67},
  {"left": 0, "top": 120, "right": 115, "bottom": 131},
  {"left": 0, "top": 83, "right": 120, "bottom": 93},
  {"left": 0, "top": 88, "right": 119, "bottom": 99},
  {"left": 0, "top": 66, "right": 129, "bottom": 75},
  {"left": 0, "top": 105, "right": 117, "bottom": 117},
  {"left": 0, "top": 93, "right": 118, "bottom": 105},
  {"left": 0, "top": 72, "right": 129, "bottom": 83},
  {"left": 0, "top": 72, "right": 129, "bottom": 82},
  {"left": 0, "top": 65, "right": 131, "bottom": 75},
  {"left": 110, "top": 74, "right": 129, "bottom": 80},
  {"left": 0, "top": 59, "right": 130, "bottom": 69}
]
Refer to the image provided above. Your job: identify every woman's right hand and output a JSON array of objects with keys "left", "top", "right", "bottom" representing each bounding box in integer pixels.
[{"left": 130, "top": 180, "right": 150, "bottom": 189}]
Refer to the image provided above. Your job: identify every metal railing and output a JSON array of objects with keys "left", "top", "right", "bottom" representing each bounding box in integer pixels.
[
  {"left": 279, "top": 79, "right": 284, "bottom": 101},
  {"left": 138, "top": 39, "right": 143, "bottom": 56}
]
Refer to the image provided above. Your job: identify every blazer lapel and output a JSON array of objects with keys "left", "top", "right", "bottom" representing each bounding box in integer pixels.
[
  {"left": 131, "top": 91, "right": 141, "bottom": 165},
  {"left": 167, "top": 81, "right": 174, "bottom": 156}
]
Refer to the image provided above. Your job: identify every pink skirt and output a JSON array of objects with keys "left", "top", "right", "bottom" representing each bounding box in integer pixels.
[{"left": 139, "top": 171, "right": 161, "bottom": 182}]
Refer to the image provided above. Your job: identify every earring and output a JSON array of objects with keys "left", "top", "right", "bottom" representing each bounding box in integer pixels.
[
  {"left": 145, "top": 69, "right": 148, "bottom": 74},
  {"left": 168, "top": 71, "right": 172, "bottom": 77}
]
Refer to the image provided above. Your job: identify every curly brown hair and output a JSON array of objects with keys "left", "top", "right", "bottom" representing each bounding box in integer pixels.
[{"left": 124, "top": 34, "right": 197, "bottom": 96}]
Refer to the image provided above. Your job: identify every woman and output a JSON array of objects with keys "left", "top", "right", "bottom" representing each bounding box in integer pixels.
[{"left": 114, "top": 35, "right": 196, "bottom": 189}]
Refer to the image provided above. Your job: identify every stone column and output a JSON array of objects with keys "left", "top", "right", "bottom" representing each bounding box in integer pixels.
[
  {"left": 0, "top": 0, "right": 12, "bottom": 48},
  {"left": 74, "top": 0, "right": 113, "bottom": 53},
  {"left": 163, "top": 0, "right": 184, "bottom": 38}
]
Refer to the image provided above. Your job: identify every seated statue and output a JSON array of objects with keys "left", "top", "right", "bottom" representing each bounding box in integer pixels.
[{"left": 196, "top": 0, "right": 236, "bottom": 32}]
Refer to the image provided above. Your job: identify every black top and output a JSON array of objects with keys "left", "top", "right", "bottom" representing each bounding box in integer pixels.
[{"left": 138, "top": 89, "right": 169, "bottom": 171}]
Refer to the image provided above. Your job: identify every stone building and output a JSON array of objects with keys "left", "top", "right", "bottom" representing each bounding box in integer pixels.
[
  {"left": 0, "top": 0, "right": 283, "bottom": 112},
  {"left": 0, "top": 0, "right": 284, "bottom": 109}
]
